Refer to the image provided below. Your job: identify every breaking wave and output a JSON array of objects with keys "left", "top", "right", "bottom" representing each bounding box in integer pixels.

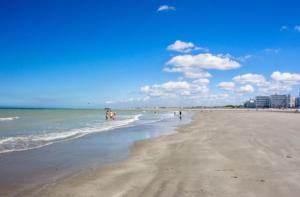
[
  {"left": 0, "top": 116, "right": 19, "bottom": 121},
  {"left": 0, "top": 114, "right": 141, "bottom": 154}
]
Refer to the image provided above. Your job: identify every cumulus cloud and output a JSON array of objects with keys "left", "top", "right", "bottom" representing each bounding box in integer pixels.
[
  {"left": 259, "top": 82, "right": 292, "bottom": 93},
  {"left": 138, "top": 70, "right": 300, "bottom": 106},
  {"left": 139, "top": 40, "right": 275, "bottom": 105},
  {"left": 167, "top": 40, "right": 208, "bottom": 53},
  {"left": 220, "top": 71, "right": 300, "bottom": 95},
  {"left": 163, "top": 53, "right": 240, "bottom": 82},
  {"left": 157, "top": 5, "right": 176, "bottom": 12},
  {"left": 271, "top": 71, "right": 300, "bottom": 84},
  {"left": 142, "top": 48, "right": 243, "bottom": 102},
  {"left": 217, "top": 82, "right": 235, "bottom": 91},
  {"left": 163, "top": 67, "right": 212, "bottom": 79},
  {"left": 167, "top": 40, "right": 195, "bottom": 53},
  {"left": 159, "top": 81, "right": 191, "bottom": 90},
  {"left": 295, "top": 26, "right": 300, "bottom": 32},
  {"left": 218, "top": 78, "right": 255, "bottom": 94},
  {"left": 182, "top": 71, "right": 212, "bottom": 79},
  {"left": 257, "top": 71, "right": 300, "bottom": 93},
  {"left": 141, "top": 81, "right": 190, "bottom": 98},
  {"left": 238, "top": 84, "right": 255, "bottom": 93},
  {"left": 233, "top": 73, "right": 266, "bottom": 86},
  {"left": 166, "top": 53, "right": 241, "bottom": 71},
  {"left": 141, "top": 79, "right": 210, "bottom": 100},
  {"left": 192, "top": 78, "right": 210, "bottom": 86}
]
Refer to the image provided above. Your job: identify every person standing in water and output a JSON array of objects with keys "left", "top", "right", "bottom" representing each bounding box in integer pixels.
[
  {"left": 105, "top": 110, "right": 109, "bottom": 120},
  {"left": 112, "top": 112, "right": 116, "bottom": 120},
  {"left": 179, "top": 111, "right": 182, "bottom": 120}
]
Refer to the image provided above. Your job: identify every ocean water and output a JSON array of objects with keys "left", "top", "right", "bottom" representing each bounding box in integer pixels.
[
  {"left": 0, "top": 109, "right": 176, "bottom": 154},
  {"left": 0, "top": 108, "right": 192, "bottom": 195}
]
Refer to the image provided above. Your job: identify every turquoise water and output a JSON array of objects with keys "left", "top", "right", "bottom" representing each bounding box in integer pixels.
[{"left": 0, "top": 109, "right": 172, "bottom": 154}]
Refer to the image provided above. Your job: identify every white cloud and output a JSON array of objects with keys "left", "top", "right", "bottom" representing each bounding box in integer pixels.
[
  {"left": 164, "top": 43, "right": 239, "bottom": 82},
  {"left": 141, "top": 79, "right": 210, "bottom": 100},
  {"left": 138, "top": 39, "right": 299, "bottom": 105},
  {"left": 159, "top": 81, "right": 191, "bottom": 90},
  {"left": 295, "top": 26, "right": 300, "bottom": 32},
  {"left": 167, "top": 40, "right": 195, "bottom": 53},
  {"left": 194, "top": 46, "right": 209, "bottom": 52},
  {"left": 164, "top": 53, "right": 241, "bottom": 81},
  {"left": 140, "top": 70, "right": 300, "bottom": 106},
  {"left": 271, "top": 71, "right": 300, "bottom": 84},
  {"left": 229, "top": 72, "right": 300, "bottom": 94},
  {"left": 259, "top": 82, "right": 292, "bottom": 93},
  {"left": 262, "top": 71, "right": 300, "bottom": 93},
  {"left": 163, "top": 67, "right": 212, "bottom": 79},
  {"left": 167, "top": 40, "right": 208, "bottom": 53},
  {"left": 183, "top": 71, "right": 212, "bottom": 79},
  {"left": 166, "top": 53, "right": 241, "bottom": 71},
  {"left": 192, "top": 78, "right": 210, "bottom": 86},
  {"left": 233, "top": 73, "right": 266, "bottom": 86},
  {"left": 141, "top": 81, "right": 190, "bottom": 98},
  {"left": 217, "top": 82, "right": 235, "bottom": 91},
  {"left": 218, "top": 75, "right": 258, "bottom": 94},
  {"left": 238, "top": 84, "right": 255, "bottom": 93},
  {"left": 140, "top": 86, "right": 150, "bottom": 93},
  {"left": 157, "top": 5, "right": 176, "bottom": 12}
]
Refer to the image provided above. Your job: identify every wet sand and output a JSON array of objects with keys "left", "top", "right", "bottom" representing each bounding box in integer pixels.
[
  {"left": 24, "top": 111, "right": 300, "bottom": 197},
  {"left": 0, "top": 113, "right": 190, "bottom": 196}
]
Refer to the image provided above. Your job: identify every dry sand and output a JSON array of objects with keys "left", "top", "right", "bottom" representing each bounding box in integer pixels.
[{"left": 24, "top": 111, "right": 300, "bottom": 197}]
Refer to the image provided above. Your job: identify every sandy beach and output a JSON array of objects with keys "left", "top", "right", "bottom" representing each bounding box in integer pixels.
[{"left": 23, "top": 110, "right": 300, "bottom": 197}]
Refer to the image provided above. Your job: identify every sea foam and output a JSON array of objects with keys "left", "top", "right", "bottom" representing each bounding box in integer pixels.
[
  {"left": 0, "top": 116, "right": 19, "bottom": 121},
  {"left": 0, "top": 114, "right": 141, "bottom": 154}
]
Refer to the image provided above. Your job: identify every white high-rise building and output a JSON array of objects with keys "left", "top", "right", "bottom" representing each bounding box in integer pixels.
[
  {"left": 255, "top": 96, "right": 270, "bottom": 108},
  {"left": 270, "top": 94, "right": 288, "bottom": 108},
  {"left": 296, "top": 92, "right": 300, "bottom": 108},
  {"left": 288, "top": 95, "right": 295, "bottom": 108}
]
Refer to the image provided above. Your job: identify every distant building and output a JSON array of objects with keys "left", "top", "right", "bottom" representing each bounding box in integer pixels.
[
  {"left": 270, "top": 94, "right": 288, "bottom": 108},
  {"left": 244, "top": 92, "right": 300, "bottom": 109},
  {"left": 296, "top": 97, "right": 300, "bottom": 108},
  {"left": 296, "top": 93, "right": 300, "bottom": 108},
  {"left": 244, "top": 99, "right": 256, "bottom": 108},
  {"left": 255, "top": 96, "right": 270, "bottom": 108},
  {"left": 287, "top": 94, "right": 296, "bottom": 108}
]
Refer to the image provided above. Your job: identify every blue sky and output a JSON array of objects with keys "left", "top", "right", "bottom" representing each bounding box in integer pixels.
[{"left": 1, "top": 0, "right": 300, "bottom": 108}]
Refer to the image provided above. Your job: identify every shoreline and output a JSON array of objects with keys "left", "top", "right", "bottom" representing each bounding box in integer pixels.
[
  {"left": 0, "top": 110, "right": 191, "bottom": 196},
  {"left": 19, "top": 110, "right": 300, "bottom": 196},
  {"left": 17, "top": 112, "right": 194, "bottom": 197}
]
